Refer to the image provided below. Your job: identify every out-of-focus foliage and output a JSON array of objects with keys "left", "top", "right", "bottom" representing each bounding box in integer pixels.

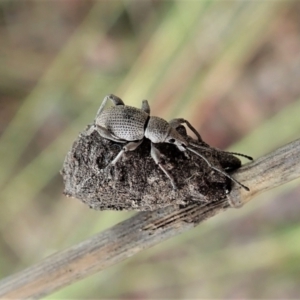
[{"left": 0, "top": 0, "right": 300, "bottom": 299}]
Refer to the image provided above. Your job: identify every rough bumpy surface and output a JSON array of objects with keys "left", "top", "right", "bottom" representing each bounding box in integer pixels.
[
  {"left": 96, "top": 105, "right": 149, "bottom": 141},
  {"left": 61, "top": 126, "right": 242, "bottom": 211}
]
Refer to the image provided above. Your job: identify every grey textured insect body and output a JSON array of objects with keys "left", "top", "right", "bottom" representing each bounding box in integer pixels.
[
  {"left": 96, "top": 106, "right": 148, "bottom": 141},
  {"left": 86, "top": 94, "right": 252, "bottom": 190}
]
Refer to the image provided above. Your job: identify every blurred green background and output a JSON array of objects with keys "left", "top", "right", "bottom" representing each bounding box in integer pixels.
[{"left": 0, "top": 0, "right": 300, "bottom": 299}]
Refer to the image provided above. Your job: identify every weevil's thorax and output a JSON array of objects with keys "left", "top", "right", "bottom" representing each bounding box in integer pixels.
[
  {"left": 96, "top": 106, "right": 149, "bottom": 141},
  {"left": 145, "top": 116, "right": 170, "bottom": 143}
]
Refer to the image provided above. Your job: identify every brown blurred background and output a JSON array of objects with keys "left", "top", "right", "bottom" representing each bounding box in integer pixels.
[{"left": 0, "top": 0, "right": 300, "bottom": 299}]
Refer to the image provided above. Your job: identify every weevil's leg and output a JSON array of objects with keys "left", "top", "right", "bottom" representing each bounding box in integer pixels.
[
  {"left": 169, "top": 118, "right": 201, "bottom": 141},
  {"left": 85, "top": 124, "right": 97, "bottom": 136},
  {"left": 111, "top": 139, "right": 144, "bottom": 165},
  {"left": 141, "top": 100, "right": 150, "bottom": 114},
  {"left": 95, "top": 94, "right": 125, "bottom": 119},
  {"left": 150, "top": 143, "right": 177, "bottom": 190},
  {"left": 87, "top": 124, "right": 127, "bottom": 143}
]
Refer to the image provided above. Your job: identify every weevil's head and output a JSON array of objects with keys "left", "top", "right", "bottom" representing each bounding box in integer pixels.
[
  {"left": 145, "top": 116, "right": 188, "bottom": 151},
  {"left": 165, "top": 127, "right": 188, "bottom": 151}
]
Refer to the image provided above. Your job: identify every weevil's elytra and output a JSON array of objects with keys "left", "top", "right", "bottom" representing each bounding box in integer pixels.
[
  {"left": 86, "top": 94, "right": 252, "bottom": 191},
  {"left": 96, "top": 106, "right": 149, "bottom": 141}
]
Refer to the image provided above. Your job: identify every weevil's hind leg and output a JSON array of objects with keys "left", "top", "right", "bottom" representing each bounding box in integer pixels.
[
  {"left": 95, "top": 94, "right": 125, "bottom": 119},
  {"left": 85, "top": 124, "right": 97, "bottom": 136},
  {"left": 86, "top": 124, "right": 127, "bottom": 143},
  {"left": 141, "top": 100, "right": 150, "bottom": 114},
  {"left": 150, "top": 143, "right": 177, "bottom": 190},
  {"left": 87, "top": 94, "right": 125, "bottom": 137},
  {"left": 111, "top": 139, "right": 144, "bottom": 165},
  {"left": 169, "top": 118, "right": 202, "bottom": 141}
]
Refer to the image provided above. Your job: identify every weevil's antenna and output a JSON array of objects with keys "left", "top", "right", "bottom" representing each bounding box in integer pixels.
[
  {"left": 186, "top": 146, "right": 250, "bottom": 191},
  {"left": 189, "top": 142, "right": 253, "bottom": 161}
]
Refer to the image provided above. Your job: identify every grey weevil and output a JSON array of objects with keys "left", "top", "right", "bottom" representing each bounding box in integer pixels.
[{"left": 86, "top": 94, "right": 252, "bottom": 191}]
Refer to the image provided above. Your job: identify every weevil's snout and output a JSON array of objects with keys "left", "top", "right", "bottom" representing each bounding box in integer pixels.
[
  {"left": 166, "top": 128, "right": 188, "bottom": 151},
  {"left": 145, "top": 117, "right": 188, "bottom": 151}
]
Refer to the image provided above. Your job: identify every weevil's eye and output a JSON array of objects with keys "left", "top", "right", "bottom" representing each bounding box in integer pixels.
[{"left": 168, "top": 138, "right": 175, "bottom": 143}]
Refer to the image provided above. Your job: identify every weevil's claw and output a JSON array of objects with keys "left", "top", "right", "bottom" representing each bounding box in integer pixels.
[
  {"left": 103, "top": 164, "right": 114, "bottom": 180},
  {"left": 183, "top": 151, "right": 190, "bottom": 159},
  {"left": 171, "top": 181, "right": 178, "bottom": 190}
]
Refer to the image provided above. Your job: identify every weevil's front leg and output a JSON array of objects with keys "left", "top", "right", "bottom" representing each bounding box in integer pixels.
[
  {"left": 111, "top": 139, "right": 144, "bottom": 165},
  {"left": 169, "top": 118, "right": 202, "bottom": 141},
  {"left": 150, "top": 143, "right": 177, "bottom": 190},
  {"left": 95, "top": 94, "right": 125, "bottom": 119},
  {"left": 141, "top": 100, "right": 150, "bottom": 114}
]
